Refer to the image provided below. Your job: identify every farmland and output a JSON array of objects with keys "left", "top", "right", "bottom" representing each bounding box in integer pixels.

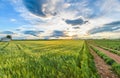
[
  {"left": 89, "top": 39, "right": 120, "bottom": 78},
  {"left": 0, "top": 40, "right": 99, "bottom": 78},
  {"left": 93, "top": 39, "right": 120, "bottom": 51},
  {"left": 0, "top": 39, "right": 120, "bottom": 78}
]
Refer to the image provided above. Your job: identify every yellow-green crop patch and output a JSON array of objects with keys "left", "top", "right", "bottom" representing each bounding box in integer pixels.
[{"left": 0, "top": 40, "right": 99, "bottom": 78}]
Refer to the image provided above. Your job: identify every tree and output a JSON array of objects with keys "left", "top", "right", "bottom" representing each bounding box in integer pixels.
[{"left": 6, "top": 35, "right": 12, "bottom": 40}]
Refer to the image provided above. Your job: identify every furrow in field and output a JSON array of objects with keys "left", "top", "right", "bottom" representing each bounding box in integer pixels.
[
  {"left": 94, "top": 46, "right": 120, "bottom": 64},
  {"left": 89, "top": 47, "right": 118, "bottom": 78},
  {"left": 97, "top": 46, "right": 120, "bottom": 56}
]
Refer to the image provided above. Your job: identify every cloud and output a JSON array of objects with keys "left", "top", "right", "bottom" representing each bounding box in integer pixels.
[
  {"left": 72, "top": 26, "right": 80, "bottom": 29},
  {"left": 101, "top": 0, "right": 120, "bottom": 14},
  {"left": 89, "top": 21, "right": 120, "bottom": 34},
  {"left": 51, "top": 30, "right": 67, "bottom": 37},
  {"left": 0, "top": 31, "right": 15, "bottom": 34},
  {"left": 105, "top": 21, "right": 120, "bottom": 26},
  {"left": 90, "top": 32, "right": 120, "bottom": 39},
  {"left": 10, "top": 18, "right": 17, "bottom": 22},
  {"left": 8, "top": 0, "right": 120, "bottom": 39},
  {"left": 23, "top": 0, "right": 46, "bottom": 17},
  {"left": 65, "top": 18, "right": 88, "bottom": 26},
  {"left": 23, "top": 30, "right": 44, "bottom": 36},
  {"left": 23, "top": 0, "right": 63, "bottom": 17}
]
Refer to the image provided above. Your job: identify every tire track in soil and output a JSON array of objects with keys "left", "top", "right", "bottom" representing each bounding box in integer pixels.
[
  {"left": 94, "top": 46, "right": 120, "bottom": 64},
  {"left": 89, "top": 48, "right": 118, "bottom": 78}
]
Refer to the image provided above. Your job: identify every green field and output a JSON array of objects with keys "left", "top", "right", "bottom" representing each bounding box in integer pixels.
[
  {"left": 93, "top": 39, "right": 120, "bottom": 51},
  {"left": 0, "top": 40, "right": 99, "bottom": 78},
  {"left": 0, "top": 40, "right": 120, "bottom": 78}
]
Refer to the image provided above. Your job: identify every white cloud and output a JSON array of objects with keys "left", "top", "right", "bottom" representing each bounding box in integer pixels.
[
  {"left": 95, "top": 0, "right": 120, "bottom": 17},
  {"left": 10, "top": 18, "right": 17, "bottom": 22},
  {"left": 90, "top": 32, "right": 120, "bottom": 39},
  {"left": 7, "top": 0, "right": 120, "bottom": 39}
]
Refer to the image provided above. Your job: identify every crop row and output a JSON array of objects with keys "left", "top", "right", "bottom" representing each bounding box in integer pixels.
[
  {"left": 98, "top": 46, "right": 120, "bottom": 56},
  {"left": 93, "top": 39, "right": 120, "bottom": 51},
  {"left": 91, "top": 46, "right": 120, "bottom": 76}
]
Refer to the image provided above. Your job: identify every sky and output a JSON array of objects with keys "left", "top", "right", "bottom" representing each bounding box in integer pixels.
[{"left": 0, "top": 0, "right": 120, "bottom": 39}]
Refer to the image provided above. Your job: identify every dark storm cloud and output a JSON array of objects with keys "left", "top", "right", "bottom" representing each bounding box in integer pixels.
[
  {"left": 89, "top": 21, "right": 120, "bottom": 34},
  {"left": 23, "top": 30, "right": 44, "bottom": 36},
  {"left": 0, "top": 31, "right": 14, "bottom": 34},
  {"left": 51, "top": 30, "right": 66, "bottom": 37},
  {"left": 65, "top": 18, "right": 88, "bottom": 26},
  {"left": 23, "top": 0, "right": 57, "bottom": 17}
]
